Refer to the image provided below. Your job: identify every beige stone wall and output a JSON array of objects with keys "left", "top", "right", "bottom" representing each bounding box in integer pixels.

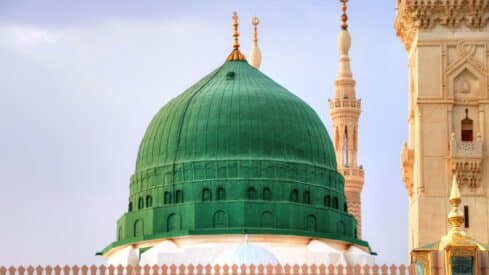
[{"left": 396, "top": 0, "right": 489, "bottom": 253}]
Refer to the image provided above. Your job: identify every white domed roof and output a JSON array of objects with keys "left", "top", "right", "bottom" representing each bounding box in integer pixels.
[{"left": 213, "top": 243, "right": 279, "bottom": 266}]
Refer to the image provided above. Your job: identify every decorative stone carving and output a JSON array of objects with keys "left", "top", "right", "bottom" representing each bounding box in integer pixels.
[
  {"left": 395, "top": 0, "right": 489, "bottom": 49},
  {"left": 449, "top": 132, "right": 483, "bottom": 189},
  {"left": 401, "top": 142, "right": 414, "bottom": 198}
]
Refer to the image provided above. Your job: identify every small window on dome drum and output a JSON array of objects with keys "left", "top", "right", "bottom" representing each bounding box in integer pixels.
[
  {"left": 344, "top": 202, "right": 348, "bottom": 212},
  {"left": 217, "top": 187, "right": 225, "bottom": 200},
  {"left": 164, "top": 192, "right": 171, "bottom": 204},
  {"left": 263, "top": 187, "right": 271, "bottom": 200},
  {"left": 248, "top": 187, "right": 257, "bottom": 200},
  {"left": 324, "top": 195, "right": 331, "bottom": 207},
  {"left": 128, "top": 202, "right": 133, "bottom": 212},
  {"left": 176, "top": 190, "right": 183, "bottom": 203},
  {"left": 461, "top": 108, "right": 474, "bottom": 142},
  {"left": 138, "top": 197, "right": 144, "bottom": 209},
  {"left": 290, "top": 189, "right": 298, "bottom": 202},
  {"left": 304, "top": 191, "right": 311, "bottom": 204},
  {"left": 146, "top": 195, "right": 152, "bottom": 208},
  {"left": 332, "top": 197, "right": 339, "bottom": 209},
  {"left": 202, "top": 188, "right": 211, "bottom": 201}
]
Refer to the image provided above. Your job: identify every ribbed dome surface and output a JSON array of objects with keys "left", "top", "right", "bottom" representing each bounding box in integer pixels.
[
  {"left": 135, "top": 61, "right": 336, "bottom": 172},
  {"left": 104, "top": 60, "right": 366, "bottom": 255}
]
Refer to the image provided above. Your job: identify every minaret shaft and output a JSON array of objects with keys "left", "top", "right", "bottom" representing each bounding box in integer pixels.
[{"left": 329, "top": 2, "right": 365, "bottom": 238}]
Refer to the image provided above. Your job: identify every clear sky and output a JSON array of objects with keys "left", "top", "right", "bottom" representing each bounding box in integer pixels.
[{"left": 0, "top": 0, "right": 409, "bottom": 266}]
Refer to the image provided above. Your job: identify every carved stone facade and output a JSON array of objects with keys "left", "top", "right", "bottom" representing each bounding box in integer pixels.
[
  {"left": 329, "top": 28, "right": 365, "bottom": 239},
  {"left": 395, "top": 0, "right": 489, "bottom": 253}
]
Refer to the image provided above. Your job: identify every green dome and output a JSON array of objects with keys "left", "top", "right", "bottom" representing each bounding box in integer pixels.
[{"left": 103, "top": 60, "right": 367, "bottom": 254}]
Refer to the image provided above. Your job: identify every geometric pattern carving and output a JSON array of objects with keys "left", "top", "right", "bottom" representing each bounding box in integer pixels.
[{"left": 449, "top": 133, "right": 483, "bottom": 189}]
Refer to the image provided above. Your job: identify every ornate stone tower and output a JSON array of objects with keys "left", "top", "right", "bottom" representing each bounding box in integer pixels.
[
  {"left": 395, "top": 0, "right": 489, "bottom": 252},
  {"left": 329, "top": 0, "right": 365, "bottom": 238}
]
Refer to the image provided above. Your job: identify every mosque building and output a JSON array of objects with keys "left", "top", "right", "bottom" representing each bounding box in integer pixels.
[{"left": 99, "top": 0, "right": 375, "bottom": 267}]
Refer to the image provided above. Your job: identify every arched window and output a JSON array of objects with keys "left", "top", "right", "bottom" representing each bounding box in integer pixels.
[
  {"left": 462, "top": 108, "right": 474, "bottom": 141},
  {"left": 217, "top": 187, "right": 225, "bottom": 200},
  {"left": 138, "top": 197, "right": 144, "bottom": 209},
  {"left": 134, "top": 219, "right": 143, "bottom": 237},
  {"left": 146, "top": 195, "right": 152, "bottom": 208},
  {"left": 332, "top": 197, "right": 339, "bottom": 209},
  {"left": 290, "top": 189, "right": 299, "bottom": 202},
  {"left": 248, "top": 187, "right": 257, "bottom": 200},
  {"left": 304, "top": 191, "right": 311, "bottom": 204},
  {"left": 176, "top": 190, "right": 183, "bottom": 203},
  {"left": 128, "top": 202, "right": 133, "bottom": 212},
  {"left": 324, "top": 195, "right": 331, "bottom": 207},
  {"left": 202, "top": 188, "right": 211, "bottom": 201},
  {"left": 263, "top": 188, "right": 271, "bottom": 200},
  {"left": 344, "top": 202, "right": 348, "bottom": 212},
  {"left": 164, "top": 192, "right": 171, "bottom": 204}
]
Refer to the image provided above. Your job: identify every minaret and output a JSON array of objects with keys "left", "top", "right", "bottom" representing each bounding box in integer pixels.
[
  {"left": 249, "top": 17, "right": 262, "bottom": 69},
  {"left": 329, "top": 0, "right": 364, "bottom": 238}
]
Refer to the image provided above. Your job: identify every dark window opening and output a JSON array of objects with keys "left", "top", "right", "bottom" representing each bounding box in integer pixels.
[
  {"left": 462, "top": 108, "right": 474, "bottom": 142},
  {"left": 290, "top": 189, "right": 299, "bottom": 202},
  {"left": 202, "top": 188, "right": 211, "bottom": 201},
  {"left": 128, "top": 202, "right": 133, "bottom": 212},
  {"left": 263, "top": 187, "right": 272, "bottom": 200},
  {"left": 164, "top": 192, "right": 171, "bottom": 204},
  {"left": 304, "top": 191, "right": 311, "bottom": 204},
  {"left": 324, "top": 195, "right": 331, "bottom": 207},
  {"left": 138, "top": 197, "right": 144, "bottom": 209},
  {"left": 344, "top": 202, "right": 348, "bottom": 212},
  {"left": 332, "top": 197, "right": 339, "bottom": 209},
  {"left": 146, "top": 195, "right": 152, "bottom": 208},
  {"left": 176, "top": 190, "right": 183, "bottom": 203},
  {"left": 248, "top": 187, "right": 257, "bottom": 200},
  {"left": 464, "top": 205, "right": 469, "bottom": 228},
  {"left": 217, "top": 187, "right": 225, "bottom": 200}
]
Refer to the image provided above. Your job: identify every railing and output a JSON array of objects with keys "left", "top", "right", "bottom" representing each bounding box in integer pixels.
[{"left": 0, "top": 265, "right": 416, "bottom": 275}]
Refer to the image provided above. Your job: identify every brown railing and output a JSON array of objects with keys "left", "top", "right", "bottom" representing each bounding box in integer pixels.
[{"left": 0, "top": 265, "right": 416, "bottom": 275}]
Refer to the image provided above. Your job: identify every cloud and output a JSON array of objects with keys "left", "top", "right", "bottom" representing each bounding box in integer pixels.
[{"left": 0, "top": 25, "right": 60, "bottom": 48}]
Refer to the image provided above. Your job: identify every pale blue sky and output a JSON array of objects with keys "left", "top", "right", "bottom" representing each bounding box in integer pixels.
[{"left": 0, "top": 0, "right": 409, "bottom": 265}]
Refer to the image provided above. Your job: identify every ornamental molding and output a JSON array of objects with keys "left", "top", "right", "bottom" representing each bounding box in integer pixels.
[
  {"left": 395, "top": 0, "right": 489, "bottom": 50},
  {"left": 446, "top": 41, "right": 488, "bottom": 75},
  {"left": 449, "top": 132, "right": 483, "bottom": 189}
]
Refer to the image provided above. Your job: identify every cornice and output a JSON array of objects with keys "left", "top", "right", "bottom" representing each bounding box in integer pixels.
[{"left": 394, "top": 0, "right": 489, "bottom": 50}]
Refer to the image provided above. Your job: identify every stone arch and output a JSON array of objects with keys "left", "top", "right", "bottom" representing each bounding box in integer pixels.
[
  {"left": 167, "top": 213, "right": 180, "bottom": 232},
  {"left": 213, "top": 210, "right": 228, "bottom": 228},
  {"left": 261, "top": 211, "right": 274, "bottom": 228},
  {"left": 306, "top": 215, "right": 317, "bottom": 232},
  {"left": 133, "top": 219, "right": 143, "bottom": 237}
]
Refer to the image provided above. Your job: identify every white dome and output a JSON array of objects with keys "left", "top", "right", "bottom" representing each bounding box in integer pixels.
[{"left": 213, "top": 243, "right": 279, "bottom": 266}]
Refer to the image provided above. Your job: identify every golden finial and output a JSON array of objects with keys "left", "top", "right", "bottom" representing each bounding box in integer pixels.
[
  {"left": 448, "top": 175, "right": 465, "bottom": 232},
  {"left": 227, "top": 11, "right": 247, "bottom": 61},
  {"left": 340, "top": 0, "right": 349, "bottom": 30},
  {"left": 252, "top": 17, "right": 260, "bottom": 47}
]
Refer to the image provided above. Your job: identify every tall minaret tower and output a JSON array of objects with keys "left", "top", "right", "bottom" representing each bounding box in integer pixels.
[
  {"left": 395, "top": 0, "right": 489, "bottom": 252},
  {"left": 329, "top": 0, "right": 364, "bottom": 238}
]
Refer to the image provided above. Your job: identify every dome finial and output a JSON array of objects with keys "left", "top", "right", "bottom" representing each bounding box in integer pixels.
[
  {"left": 340, "top": 0, "right": 349, "bottom": 30},
  {"left": 249, "top": 17, "right": 262, "bottom": 69},
  {"left": 448, "top": 174, "right": 465, "bottom": 232},
  {"left": 227, "top": 11, "right": 247, "bottom": 62}
]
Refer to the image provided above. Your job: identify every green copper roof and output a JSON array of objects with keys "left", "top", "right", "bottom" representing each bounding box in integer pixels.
[{"left": 102, "top": 60, "right": 368, "bottom": 255}]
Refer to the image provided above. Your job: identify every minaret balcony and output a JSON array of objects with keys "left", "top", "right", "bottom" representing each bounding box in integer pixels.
[
  {"left": 338, "top": 166, "right": 364, "bottom": 193},
  {"left": 328, "top": 98, "right": 361, "bottom": 110},
  {"left": 449, "top": 133, "right": 483, "bottom": 191}
]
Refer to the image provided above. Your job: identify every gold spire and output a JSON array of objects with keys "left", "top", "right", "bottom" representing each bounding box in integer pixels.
[
  {"left": 448, "top": 175, "right": 465, "bottom": 232},
  {"left": 252, "top": 17, "right": 259, "bottom": 47},
  {"left": 226, "top": 11, "right": 247, "bottom": 62},
  {"left": 340, "top": 0, "right": 349, "bottom": 30}
]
